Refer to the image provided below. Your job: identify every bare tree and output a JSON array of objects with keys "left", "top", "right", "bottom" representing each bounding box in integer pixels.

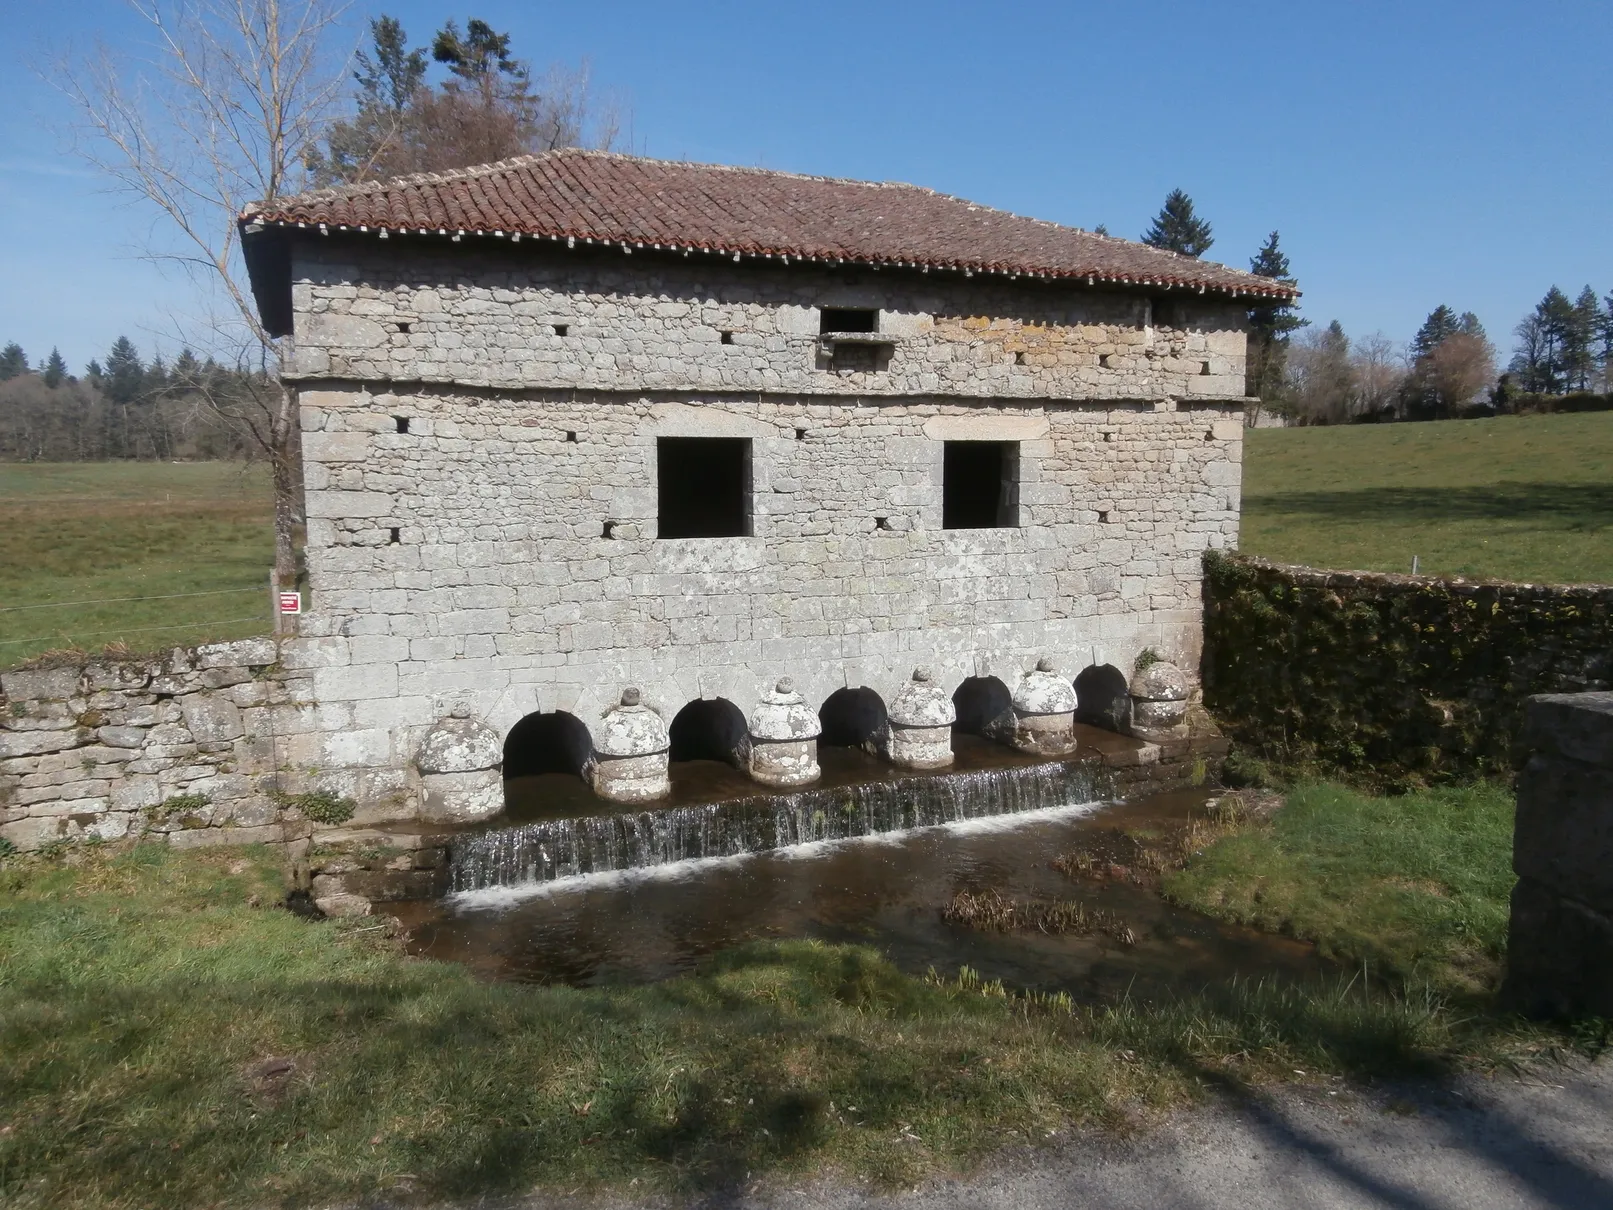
[
  {"left": 1424, "top": 331, "right": 1497, "bottom": 414},
  {"left": 53, "top": 0, "right": 351, "bottom": 588},
  {"left": 1349, "top": 332, "right": 1405, "bottom": 421},
  {"left": 1287, "top": 320, "right": 1357, "bottom": 425}
]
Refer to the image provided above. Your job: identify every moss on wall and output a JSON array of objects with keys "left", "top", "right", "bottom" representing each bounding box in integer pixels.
[{"left": 1202, "top": 553, "right": 1613, "bottom": 784}]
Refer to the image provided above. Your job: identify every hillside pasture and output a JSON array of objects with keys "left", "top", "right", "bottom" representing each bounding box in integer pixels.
[
  {"left": 0, "top": 462, "right": 273, "bottom": 668},
  {"left": 1241, "top": 412, "right": 1613, "bottom": 585}
]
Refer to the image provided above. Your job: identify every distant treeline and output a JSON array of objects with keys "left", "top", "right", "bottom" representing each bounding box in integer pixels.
[{"left": 0, "top": 337, "right": 267, "bottom": 462}]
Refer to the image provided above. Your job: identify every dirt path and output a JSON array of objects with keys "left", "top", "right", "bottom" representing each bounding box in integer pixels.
[{"left": 457, "top": 1059, "right": 1612, "bottom": 1210}]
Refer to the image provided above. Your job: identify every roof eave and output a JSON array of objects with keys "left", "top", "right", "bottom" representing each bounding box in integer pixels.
[{"left": 238, "top": 214, "right": 1299, "bottom": 303}]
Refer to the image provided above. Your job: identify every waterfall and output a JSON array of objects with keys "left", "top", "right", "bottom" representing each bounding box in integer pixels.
[{"left": 450, "top": 759, "right": 1109, "bottom": 893}]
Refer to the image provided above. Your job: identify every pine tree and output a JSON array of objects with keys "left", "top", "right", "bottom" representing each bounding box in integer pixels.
[
  {"left": 1244, "top": 231, "right": 1307, "bottom": 409},
  {"left": 42, "top": 348, "right": 68, "bottom": 388},
  {"left": 84, "top": 359, "right": 103, "bottom": 381},
  {"left": 1140, "top": 190, "right": 1213, "bottom": 257},
  {"left": 1564, "top": 286, "right": 1602, "bottom": 393},
  {"left": 1602, "top": 290, "right": 1613, "bottom": 390},
  {"left": 306, "top": 16, "right": 429, "bottom": 185},
  {"left": 104, "top": 336, "right": 145, "bottom": 406},
  {"left": 1410, "top": 306, "right": 1460, "bottom": 359},
  {"left": 1092, "top": 224, "right": 1109, "bottom": 236},
  {"left": 0, "top": 343, "right": 27, "bottom": 380}
]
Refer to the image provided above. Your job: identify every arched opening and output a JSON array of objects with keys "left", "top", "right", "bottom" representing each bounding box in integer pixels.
[
  {"left": 952, "top": 675, "right": 1015, "bottom": 740},
  {"left": 503, "top": 711, "right": 593, "bottom": 779},
  {"left": 1075, "top": 663, "right": 1130, "bottom": 732},
  {"left": 668, "top": 698, "right": 749, "bottom": 768},
  {"left": 502, "top": 710, "right": 597, "bottom": 819},
  {"left": 817, "top": 686, "right": 888, "bottom": 754}
]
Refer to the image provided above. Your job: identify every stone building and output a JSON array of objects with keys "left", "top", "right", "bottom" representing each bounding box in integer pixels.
[{"left": 223, "top": 149, "right": 1293, "bottom": 821}]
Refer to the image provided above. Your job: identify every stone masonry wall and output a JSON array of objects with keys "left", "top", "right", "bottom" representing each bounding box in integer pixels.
[
  {"left": 285, "top": 239, "right": 1249, "bottom": 402},
  {"left": 292, "top": 388, "right": 1243, "bottom": 755},
  {"left": 1202, "top": 554, "right": 1613, "bottom": 783},
  {"left": 1504, "top": 692, "right": 1613, "bottom": 1018},
  {"left": 0, "top": 638, "right": 419, "bottom": 854}
]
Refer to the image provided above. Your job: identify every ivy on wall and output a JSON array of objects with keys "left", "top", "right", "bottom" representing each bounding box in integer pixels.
[{"left": 1202, "top": 552, "right": 1613, "bottom": 783}]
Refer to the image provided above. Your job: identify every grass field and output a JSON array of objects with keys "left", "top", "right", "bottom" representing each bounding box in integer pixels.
[
  {"left": 1166, "top": 783, "right": 1516, "bottom": 996},
  {"left": 0, "top": 462, "right": 273, "bottom": 668},
  {"left": 1241, "top": 412, "right": 1613, "bottom": 584},
  {"left": 0, "top": 795, "right": 1576, "bottom": 1209}
]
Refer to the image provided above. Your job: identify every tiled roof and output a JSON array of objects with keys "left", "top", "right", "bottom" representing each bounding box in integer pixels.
[{"left": 242, "top": 149, "right": 1297, "bottom": 300}]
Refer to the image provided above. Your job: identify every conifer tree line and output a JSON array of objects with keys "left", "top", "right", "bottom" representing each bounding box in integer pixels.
[
  {"left": 0, "top": 338, "right": 266, "bottom": 461},
  {"left": 1131, "top": 188, "right": 1613, "bottom": 425},
  {"left": 306, "top": 13, "right": 619, "bottom": 187}
]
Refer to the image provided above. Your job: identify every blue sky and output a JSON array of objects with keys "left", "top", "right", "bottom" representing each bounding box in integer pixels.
[{"left": 2, "top": 0, "right": 1609, "bottom": 372}]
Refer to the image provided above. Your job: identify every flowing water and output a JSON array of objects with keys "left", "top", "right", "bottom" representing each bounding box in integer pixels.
[
  {"left": 453, "top": 741, "right": 1106, "bottom": 893},
  {"left": 388, "top": 750, "right": 1328, "bottom": 1001}
]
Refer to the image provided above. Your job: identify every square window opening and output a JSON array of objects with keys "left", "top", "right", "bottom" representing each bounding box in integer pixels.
[
  {"left": 396, "top": 321, "right": 411, "bottom": 334},
  {"left": 393, "top": 416, "right": 409, "bottom": 434},
  {"left": 720, "top": 330, "right": 734, "bottom": 344},
  {"left": 820, "top": 307, "right": 877, "bottom": 334},
  {"left": 657, "top": 437, "right": 752, "bottom": 539},
  {"left": 553, "top": 323, "right": 569, "bottom": 337},
  {"left": 388, "top": 526, "right": 401, "bottom": 544},
  {"left": 794, "top": 427, "right": 807, "bottom": 441},
  {"left": 942, "top": 441, "right": 1019, "bottom": 530},
  {"left": 565, "top": 430, "right": 578, "bottom": 443}
]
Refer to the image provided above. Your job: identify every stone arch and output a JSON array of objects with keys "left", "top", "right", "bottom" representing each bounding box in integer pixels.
[
  {"left": 668, "top": 697, "right": 749, "bottom": 768},
  {"left": 1075, "top": 663, "right": 1130, "bottom": 732},
  {"left": 502, "top": 710, "right": 594, "bottom": 781},
  {"left": 951, "top": 675, "right": 1015, "bottom": 740},
  {"left": 817, "top": 686, "right": 889, "bottom": 754}
]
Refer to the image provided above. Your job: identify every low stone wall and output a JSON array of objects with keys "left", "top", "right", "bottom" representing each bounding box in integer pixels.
[
  {"left": 0, "top": 640, "right": 298, "bottom": 851},
  {"left": 1201, "top": 553, "right": 1613, "bottom": 782},
  {"left": 1503, "top": 692, "right": 1613, "bottom": 1018}
]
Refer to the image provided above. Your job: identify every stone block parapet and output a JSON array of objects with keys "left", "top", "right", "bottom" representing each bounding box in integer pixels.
[{"left": 1504, "top": 692, "right": 1613, "bottom": 1018}]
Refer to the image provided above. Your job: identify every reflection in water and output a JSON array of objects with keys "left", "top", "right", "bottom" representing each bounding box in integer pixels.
[{"left": 387, "top": 788, "right": 1328, "bottom": 1004}]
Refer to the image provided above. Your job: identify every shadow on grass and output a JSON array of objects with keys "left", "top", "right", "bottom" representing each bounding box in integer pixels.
[
  {"left": 1248, "top": 482, "right": 1613, "bottom": 527},
  {"left": 0, "top": 936, "right": 1512, "bottom": 1208}
]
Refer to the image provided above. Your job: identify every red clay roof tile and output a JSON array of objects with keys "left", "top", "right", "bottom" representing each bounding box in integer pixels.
[{"left": 242, "top": 149, "right": 1297, "bottom": 300}]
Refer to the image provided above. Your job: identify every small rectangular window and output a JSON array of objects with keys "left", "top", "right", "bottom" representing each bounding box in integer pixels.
[
  {"left": 657, "top": 437, "right": 751, "bottom": 539},
  {"left": 820, "top": 307, "right": 877, "bottom": 334},
  {"left": 394, "top": 416, "right": 409, "bottom": 434},
  {"left": 943, "top": 441, "right": 1019, "bottom": 530}
]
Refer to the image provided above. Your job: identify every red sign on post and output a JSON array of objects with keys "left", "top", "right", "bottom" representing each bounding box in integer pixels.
[{"left": 277, "top": 591, "right": 303, "bottom": 615}]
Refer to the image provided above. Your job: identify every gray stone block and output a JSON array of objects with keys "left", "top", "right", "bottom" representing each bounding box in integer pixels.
[
  {"left": 1, "top": 667, "right": 83, "bottom": 702},
  {"left": 1503, "top": 877, "right": 1613, "bottom": 1018},
  {"left": 181, "top": 696, "right": 245, "bottom": 744},
  {"left": 1514, "top": 754, "right": 1613, "bottom": 910},
  {"left": 1525, "top": 692, "right": 1613, "bottom": 769}
]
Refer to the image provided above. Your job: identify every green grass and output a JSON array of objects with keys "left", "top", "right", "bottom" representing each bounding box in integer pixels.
[
  {"left": 0, "top": 462, "right": 273, "bottom": 668},
  {"left": 0, "top": 839, "right": 1552, "bottom": 1209},
  {"left": 1242, "top": 412, "right": 1613, "bottom": 583},
  {"left": 1165, "top": 782, "right": 1517, "bottom": 994}
]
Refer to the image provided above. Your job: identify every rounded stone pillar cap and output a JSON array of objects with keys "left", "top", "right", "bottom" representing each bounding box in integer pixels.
[
  {"left": 890, "top": 668, "right": 956, "bottom": 728},
  {"left": 1130, "top": 661, "right": 1189, "bottom": 702},
  {"left": 450, "top": 702, "right": 472, "bottom": 719},
  {"left": 415, "top": 713, "right": 502, "bottom": 774},
  {"left": 750, "top": 679, "right": 821, "bottom": 741},
  {"left": 596, "top": 692, "right": 670, "bottom": 758},
  {"left": 1036, "top": 656, "right": 1057, "bottom": 673},
  {"left": 1013, "top": 663, "right": 1077, "bottom": 716}
]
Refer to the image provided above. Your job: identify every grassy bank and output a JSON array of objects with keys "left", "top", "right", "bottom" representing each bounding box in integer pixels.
[
  {"left": 1165, "top": 782, "right": 1515, "bottom": 995},
  {"left": 0, "top": 832, "right": 1552, "bottom": 1209},
  {"left": 1242, "top": 412, "right": 1613, "bottom": 583},
  {"left": 0, "top": 462, "right": 272, "bottom": 668}
]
